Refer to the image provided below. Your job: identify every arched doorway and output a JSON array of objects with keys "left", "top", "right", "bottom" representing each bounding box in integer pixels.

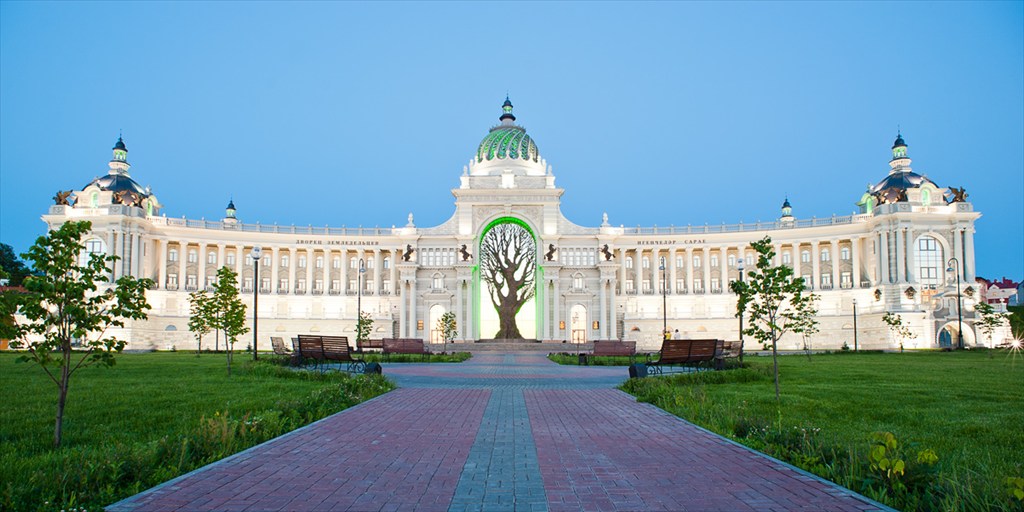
[
  {"left": 570, "top": 304, "right": 587, "bottom": 344},
  {"left": 476, "top": 216, "right": 538, "bottom": 339},
  {"left": 428, "top": 304, "right": 445, "bottom": 343},
  {"left": 938, "top": 328, "right": 952, "bottom": 349}
]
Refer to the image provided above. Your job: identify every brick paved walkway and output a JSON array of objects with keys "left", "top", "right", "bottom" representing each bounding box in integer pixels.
[{"left": 108, "top": 352, "right": 891, "bottom": 511}]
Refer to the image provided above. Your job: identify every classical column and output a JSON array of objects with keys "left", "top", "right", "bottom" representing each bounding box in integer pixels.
[
  {"left": 651, "top": 249, "right": 661, "bottom": 294},
  {"left": 879, "top": 232, "right": 890, "bottom": 284},
  {"left": 965, "top": 227, "right": 976, "bottom": 281},
  {"left": 107, "top": 231, "right": 117, "bottom": 280},
  {"left": 177, "top": 242, "right": 187, "bottom": 291},
  {"left": 270, "top": 247, "right": 280, "bottom": 294},
  {"left": 340, "top": 250, "right": 349, "bottom": 294},
  {"left": 374, "top": 249, "right": 383, "bottom": 294},
  {"left": 894, "top": 228, "right": 905, "bottom": 284},
  {"left": 634, "top": 248, "right": 642, "bottom": 294},
  {"left": 131, "top": 233, "right": 142, "bottom": 277},
  {"left": 306, "top": 248, "right": 315, "bottom": 293},
  {"left": 456, "top": 278, "right": 464, "bottom": 341},
  {"left": 399, "top": 280, "right": 407, "bottom": 337},
  {"left": 720, "top": 247, "right": 729, "bottom": 291},
  {"left": 389, "top": 249, "right": 398, "bottom": 295},
  {"left": 669, "top": 250, "right": 677, "bottom": 294},
  {"left": 609, "top": 277, "right": 618, "bottom": 340},
  {"left": 904, "top": 228, "right": 915, "bottom": 283},
  {"left": 156, "top": 239, "right": 166, "bottom": 289},
  {"left": 118, "top": 231, "right": 127, "bottom": 279},
  {"left": 793, "top": 243, "right": 802, "bottom": 280},
  {"left": 197, "top": 243, "right": 207, "bottom": 290},
  {"left": 811, "top": 241, "right": 820, "bottom": 290},
  {"left": 685, "top": 247, "right": 694, "bottom": 293},
  {"left": 235, "top": 246, "right": 243, "bottom": 287},
  {"left": 598, "top": 277, "right": 607, "bottom": 339},
  {"left": 553, "top": 277, "right": 561, "bottom": 341},
  {"left": 618, "top": 248, "right": 626, "bottom": 293},
  {"left": 831, "top": 240, "right": 840, "bottom": 289},
  {"left": 702, "top": 247, "right": 711, "bottom": 294},
  {"left": 409, "top": 277, "right": 418, "bottom": 339},
  {"left": 852, "top": 237, "right": 861, "bottom": 288},
  {"left": 323, "top": 249, "right": 331, "bottom": 294},
  {"left": 952, "top": 228, "right": 963, "bottom": 278}
]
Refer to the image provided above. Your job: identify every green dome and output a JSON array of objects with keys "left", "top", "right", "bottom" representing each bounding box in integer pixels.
[{"left": 476, "top": 126, "right": 539, "bottom": 163}]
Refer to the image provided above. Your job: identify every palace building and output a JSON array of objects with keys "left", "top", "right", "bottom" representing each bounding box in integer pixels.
[{"left": 42, "top": 99, "right": 989, "bottom": 351}]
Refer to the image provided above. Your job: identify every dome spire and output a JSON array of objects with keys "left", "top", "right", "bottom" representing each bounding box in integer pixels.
[
  {"left": 499, "top": 95, "right": 516, "bottom": 124},
  {"left": 109, "top": 133, "right": 130, "bottom": 175}
]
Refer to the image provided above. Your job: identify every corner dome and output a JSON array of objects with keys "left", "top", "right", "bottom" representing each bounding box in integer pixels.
[
  {"left": 85, "top": 174, "right": 150, "bottom": 196},
  {"left": 870, "top": 170, "right": 937, "bottom": 203}
]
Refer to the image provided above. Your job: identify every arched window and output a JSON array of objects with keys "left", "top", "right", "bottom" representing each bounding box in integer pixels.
[
  {"left": 801, "top": 250, "right": 811, "bottom": 263},
  {"left": 281, "top": 255, "right": 289, "bottom": 268},
  {"left": 625, "top": 257, "right": 634, "bottom": 269},
  {"left": 315, "top": 256, "right": 324, "bottom": 268},
  {"left": 207, "top": 251, "right": 217, "bottom": 264},
  {"left": 820, "top": 249, "right": 831, "bottom": 262},
  {"left": 383, "top": 257, "right": 390, "bottom": 269},
  {"left": 187, "top": 249, "right": 198, "bottom": 263},
  {"left": 915, "top": 235, "right": 943, "bottom": 291},
  {"left": 921, "top": 188, "right": 931, "bottom": 206},
  {"left": 168, "top": 249, "right": 179, "bottom": 262},
  {"left": 840, "top": 247, "right": 851, "bottom": 260}
]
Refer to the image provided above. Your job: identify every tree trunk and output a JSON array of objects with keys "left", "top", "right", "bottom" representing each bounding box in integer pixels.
[
  {"left": 54, "top": 363, "right": 70, "bottom": 448},
  {"left": 495, "top": 301, "right": 523, "bottom": 339},
  {"left": 771, "top": 327, "right": 780, "bottom": 402}
]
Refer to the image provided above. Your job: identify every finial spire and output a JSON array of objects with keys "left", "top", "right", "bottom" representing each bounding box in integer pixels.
[{"left": 500, "top": 95, "right": 516, "bottom": 123}]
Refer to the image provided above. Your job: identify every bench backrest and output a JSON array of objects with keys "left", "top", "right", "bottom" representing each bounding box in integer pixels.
[
  {"left": 593, "top": 340, "right": 636, "bottom": 357},
  {"left": 321, "top": 335, "right": 353, "bottom": 362},
  {"left": 297, "top": 335, "right": 324, "bottom": 360},
  {"left": 383, "top": 338, "right": 426, "bottom": 354},
  {"left": 722, "top": 340, "right": 742, "bottom": 358},
  {"left": 359, "top": 338, "right": 385, "bottom": 350},
  {"left": 270, "top": 336, "right": 289, "bottom": 355},
  {"left": 657, "top": 339, "right": 720, "bottom": 364}
]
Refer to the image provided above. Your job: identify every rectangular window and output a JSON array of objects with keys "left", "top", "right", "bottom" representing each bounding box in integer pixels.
[
  {"left": 297, "top": 280, "right": 306, "bottom": 291},
  {"left": 710, "top": 255, "right": 719, "bottom": 268},
  {"left": 187, "top": 250, "right": 198, "bottom": 263},
  {"left": 642, "top": 279, "right": 651, "bottom": 292},
  {"left": 167, "top": 274, "right": 178, "bottom": 288},
  {"left": 331, "top": 279, "right": 340, "bottom": 291},
  {"left": 727, "top": 255, "right": 736, "bottom": 267},
  {"left": 781, "top": 252, "right": 791, "bottom": 264},
  {"left": 279, "top": 279, "right": 288, "bottom": 291},
  {"left": 186, "top": 275, "right": 197, "bottom": 287},
  {"left": 168, "top": 249, "right": 178, "bottom": 262},
  {"left": 315, "top": 257, "right": 323, "bottom": 268},
  {"left": 382, "top": 280, "right": 390, "bottom": 293},
  {"left": 821, "top": 274, "right": 832, "bottom": 286},
  {"left": 693, "top": 256, "right": 702, "bottom": 268},
  {"left": 262, "top": 256, "right": 271, "bottom": 267},
  {"left": 261, "top": 278, "right": 270, "bottom": 291},
  {"left": 281, "top": 256, "right": 289, "bottom": 268},
  {"left": 711, "top": 277, "right": 720, "bottom": 291},
  {"left": 243, "top": 277, "right": 253, "bottom": 290},
  {"left": 841, "top": 247, "right": 851, "bottom": 260},
  {"left": 298, "top": 256, "right": 307, "bottom": 268},
  {"left": 625, "top": 280, "right": 634, "bottom": 292},
  {"left": 207, "top": 252, "right": 216, "bottom": 264},
  {"left": 226, "top": 253, "right": 236, "bottom": 266},
  {"left": 840, "top": 272, "right": 852, "bottom": 288},
  {"left": 676, "top": 279, "right": 685, "bottom": 291},
  {"left": 820, "top": 250, "right": 831, "bottom": 262},
  {"left": 801, "top": 251, "right": 811, "bottom": 263},
  {"left": 693, "top": 278, "right": 703, "bottom": 291},
  {"left": 676, "top": 256, "right": 684, "bottom": 268},
  {"left": 332, "top": 257, "right": 341, "bottom": 269}
]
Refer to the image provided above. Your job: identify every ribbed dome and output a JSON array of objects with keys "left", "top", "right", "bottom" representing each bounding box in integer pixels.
[
  {"left": 86, "top": 174, "right": 149, "bottom": 196},
  {"left": 870, "top": 171, "right": 936, "bottom": 203},
  {"left": 476, "top": 125, "right": 540, "bottom": 163}
]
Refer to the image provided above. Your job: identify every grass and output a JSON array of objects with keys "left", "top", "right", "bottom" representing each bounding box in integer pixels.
[
  {"left": 0, "top": 351, "right": 394, "bottom": 511},
  {"left": 548, "top": 353, "right": 637, "bottom": 366},
  {"left": 620, "top": 350, "right": 1024, "bottom": 511}
]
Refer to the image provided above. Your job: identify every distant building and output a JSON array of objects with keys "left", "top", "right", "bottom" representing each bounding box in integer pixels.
[
  {"left": 36, "top": 100, "right": 993, "bottom": 350},
  {"left": 976, "top": 277, "right": 1019, "bottom": 306}
]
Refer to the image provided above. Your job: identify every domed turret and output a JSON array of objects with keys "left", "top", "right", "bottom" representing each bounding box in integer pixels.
[
  {"left": 780, "top": 197, "right": 794, "bottom": 223},
  {"left": 475, "top": 97, "right": 540, "bottom": 164},
  {"left": 868, "top": 132, "right": 938, "bottom": 204}
]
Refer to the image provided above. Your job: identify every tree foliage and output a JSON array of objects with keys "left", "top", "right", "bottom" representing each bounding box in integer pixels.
[
  {"left": 209, "top": 266, "right": 248, "bottom": 375},
  {"left": 356, "top": 311, "right": 373, "bottom": 346},
  {"left": 882, "top": 312, "right": 917, "bottom": 349},
  {"left": 730, "top": 236, "right": 818, "bottom": 401},
  {"left": 7, "top": 221, "right": 152, "bottom": 447},
  {"left": 188, "top": 291, "right": 215, "bottom": 355},
  {"left": 1008, "top": 305, "right": 1024, "bottom": 340},
  {"left": 974, "top": 302, "right": 1009, "bottom": 347},
  {"left": 480, "top": 222, "right": 536, "bottom": 339},
  {"left": 438, "top": 311, "right": 457, "bottom": 343}
]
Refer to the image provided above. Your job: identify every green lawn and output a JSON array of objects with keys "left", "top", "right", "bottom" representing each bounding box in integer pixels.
[
  {"left": 621, "top": 350, "right": 1024, "bottom": 511},
  {"left": 0, "top": 351, "right": 394, "bottom": 511}
]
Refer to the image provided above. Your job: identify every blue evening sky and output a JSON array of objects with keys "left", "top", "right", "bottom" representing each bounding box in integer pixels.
[{"left": 1, "top": 1, "right": 1021, "bottom": 281}]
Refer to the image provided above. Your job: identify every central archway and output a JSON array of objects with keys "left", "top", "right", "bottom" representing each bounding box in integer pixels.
[{"left": 475, "top": 217, "right": 538, "bottom": 340}]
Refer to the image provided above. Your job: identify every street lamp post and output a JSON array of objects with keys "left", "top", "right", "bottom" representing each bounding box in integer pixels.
[
  {"left": 660, "top": 257, "right": 667, "bottom": 340},
  {"left": 852, "top": 298, "right": 858, "bottom": 352},
  {"left": 947, "top": 257, "right": 964, "bottom": 350},
  {"left": 738, "top": 259, "right": 745, "bottom": 363},
  {"left": 357, "top": 258, "right": 365, "bottom": 348},
  {"left": 250, "top": 247, "right": 262, "bottom": 361}
]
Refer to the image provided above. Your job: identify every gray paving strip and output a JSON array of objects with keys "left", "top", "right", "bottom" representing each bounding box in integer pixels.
[{"left": 449, "top": 388, "right": 548, "bottom": 512}]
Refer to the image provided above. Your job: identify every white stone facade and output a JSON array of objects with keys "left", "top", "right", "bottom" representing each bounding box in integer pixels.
[{"left": 41, "top": 103, "right": 992, "bottom": 351}]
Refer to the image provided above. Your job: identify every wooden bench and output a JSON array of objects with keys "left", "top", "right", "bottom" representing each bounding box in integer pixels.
[
  {"left": 646, "top": 339, "right": 720, "bottom": 375},
  {"left": 583, "top": 340, "right": 636, "bottom": 365},
  {"left": 382, "top": 338, "right": 428, "bottom": 361},
  {"left": 358, "top": 338, "right": 385, "bottom": 352},
  {"left": 715, "top": 340, "right": 743, "bottom": 369},
  {"left": 297, "top": 334, "right": 366, "bottom": 373},
  {"left": 270, "top": 336, "right": 292, "bottom": 356}
]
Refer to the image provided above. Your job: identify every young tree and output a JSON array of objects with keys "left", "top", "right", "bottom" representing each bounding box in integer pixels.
[
  {"left": 356, "top": 311, "right": 373, "bottom": 347},
  {"left": 438, "top": 311, "right": 457, "bottom": 343},
  {"left": 188, "top": 291, "right": 214, "bottom": 355},
  {"left": 8, "top": 221, "right": 152, "bottom": 447},
  {"left": 975, "top": 302, "right": 1010, "bottom": 347},
  {"left": 480, "top": 222, "right": 536, "bottom": 339},
  {"left": 730, "top": 236, "right": 818, "bottom": 401},
  {"left": 882, "top": 311, "right": 917, "bottom": 350},
  {"left": 209, "top": 266, "right": 248, "bottom": 376}
]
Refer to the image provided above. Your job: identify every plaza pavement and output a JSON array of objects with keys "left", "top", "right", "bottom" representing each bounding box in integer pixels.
[{"left": 108, "top": 352, "right": 892, "bottom": 511}]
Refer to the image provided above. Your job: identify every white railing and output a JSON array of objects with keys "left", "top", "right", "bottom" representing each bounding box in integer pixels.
[{"left": 622, "top": 215, "right": 855, "bottom": 235}]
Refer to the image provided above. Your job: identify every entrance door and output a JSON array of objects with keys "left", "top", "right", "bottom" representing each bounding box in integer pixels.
[
  {"left": 939, "top": 328, "right": 952, "bottom": 348},
  {"left": 570, "top": 305, "right": 587, "bottom": 344},
  {"left": 428, "top": 304, "right": 445, "bottom": 343}
]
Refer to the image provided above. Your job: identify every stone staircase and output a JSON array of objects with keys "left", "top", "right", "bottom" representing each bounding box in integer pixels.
[{"left": 428, "top": 340, "right": 592, "bottom": 353}]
